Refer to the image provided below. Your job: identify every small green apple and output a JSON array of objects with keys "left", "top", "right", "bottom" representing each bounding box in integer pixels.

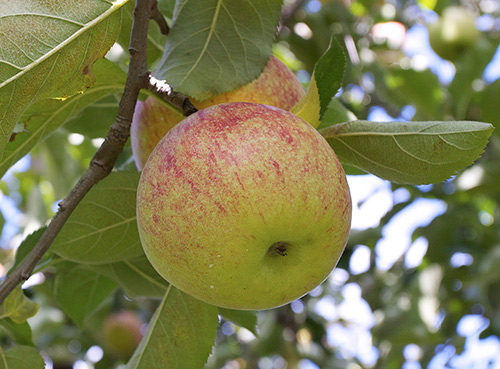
[
  {"left": 136, "top": 102, "right": 352, "bottom": 310},
  {"left": 131, "top": 56, "right": 305, "bottom": 169},
  {"left": 428, "top": 6, "right": 479, "bottom": 61},
  {"left": 102, "top": 310, "right": 143, "bottom": 358}
]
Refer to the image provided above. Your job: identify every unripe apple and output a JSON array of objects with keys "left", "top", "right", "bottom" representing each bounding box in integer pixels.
[
  {"left": 101, "top": 310, "right": 143, "bottom": 358},
  {"left": 136, "top": 102, "right": 352, "bottom": 310},
  {"left": 428, "top": 6, "right": 479, "bottom": 61},
  {"left": 131, "top": 56, "right": 305, "bottom": 169}
]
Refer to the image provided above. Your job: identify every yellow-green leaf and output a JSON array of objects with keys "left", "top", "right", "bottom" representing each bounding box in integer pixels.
[
  {"left": 290, "top": 73, "right": 321, "bottom": 128},
  {"left": 0, "top": 287, "right": 38, "bottom": 324}
]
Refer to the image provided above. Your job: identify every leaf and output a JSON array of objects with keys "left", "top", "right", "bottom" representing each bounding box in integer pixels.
[
  {"left": 317, "top": 98, "right": 357, "bottom": 130},
  {"left": 64, "top": 94, "right": 121, "bottom": 139},
  {"left": 218, "top": 308, "right": 259, "bottom": 336},
  {"left": 314, "top": 37, "right": 346, "bottom": 117},
  {"left": 54, "top": 267, "right": 117, "bottom": 329},
  {"left": 290, "top": 75, "right": 321, "bottom": 128},
  {"left": 52, "top": 171, "right": 143, "bottom": 264},
  {"left": 291, "top": 35, "right": 345, "bottom": 128},
  {"left": 320, "top": 120, "right": 494, "bottom": 184},
  {"left": 0, "top": 345, "right": 45, "bottom": 369},
  {"left": 475, "top": 78, "right": 500, "bottom": 132},
  {"left": 158, "top": 0, "right": 176, "bottom": 19},
  {"left": 0, "top": 319, "right": 33, "bottom": 346},
  {"left": 8, "top": 228, "right": 46, "bottom": 276},
  {"left": 125, "top": 286, "right": 219, "bottom": 369},
  {"left": 0, "top": 0, "right": 125, "bottom": 159},
  {"left": 448, "top": 38, "right": 498, "bottom": 118},
  {"left": 0, "top": 287, "right": 38, "bottom": 324},
  {"left": 384, "top": 68, "right": 445, "bottom": 120},
  {"left": 155, "top": 0, "right": 284, "bottom": 100},
  {"left": 85, "top": 255, "right": 169, "bottom": 299},
  {"left": 0, "top": 58, "right": 127, "bottom": 178}
]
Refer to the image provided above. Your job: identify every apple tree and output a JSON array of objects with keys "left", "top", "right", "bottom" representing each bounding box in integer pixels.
[{"left": 0, "top": 0, "right": 498, "bottom": 368}]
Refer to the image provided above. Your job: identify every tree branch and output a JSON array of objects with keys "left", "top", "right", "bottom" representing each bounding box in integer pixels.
[
  {"left": 150, "top": 0, "right": 169, "bottom": 35},
  {"left": 0, "top": 0, "right": 154, "bottom": 305},
  {"left": 147, "top": 75, "right": 198, "bottom": 116}
]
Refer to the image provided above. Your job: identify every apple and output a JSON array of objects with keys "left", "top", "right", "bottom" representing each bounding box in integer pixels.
[
  {"left": 102, "top": 310, "right": 143, "bottom": 358},
  {"left": 136, "top": 102, "right": 352, "bottom": 310},
  {"left": 428, "top": 6, "right": 479, "bottom": 61},
  {"left": 131, "top": 56, "right": 305, "bottom": 169}
]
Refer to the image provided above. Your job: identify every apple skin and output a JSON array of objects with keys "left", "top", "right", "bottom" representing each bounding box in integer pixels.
[
  {"left": 136, "top": 102, "right": 352, "bottom": 310},
  {"left": 131, "top": 56, "right": 305, "bottom": 169},
  {"left": 102, "top": 310, "right": 143, "bottom": 358},
  {"left": 428, "top": 6, "right": 479, "bottom": 61}
]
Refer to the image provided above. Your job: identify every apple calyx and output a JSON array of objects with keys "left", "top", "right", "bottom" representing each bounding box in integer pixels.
[{"left": 268, "top": 241, "right": 289, "bottom": 257}]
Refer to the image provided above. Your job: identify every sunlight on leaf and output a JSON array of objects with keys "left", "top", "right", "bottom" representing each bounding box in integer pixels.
[
  {"left": 0, "top": 0, "right": 125, "bottom": 159},
  {"left": 321, "top": 120, "right": 494, "bottom": 184}
]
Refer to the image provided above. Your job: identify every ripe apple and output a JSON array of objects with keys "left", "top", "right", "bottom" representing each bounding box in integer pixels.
[
  {"left": 102, "top": 310, "right": 143, "bottom": 358},
  {"left": 131, "top": 56, "right": 305, "bottom": 169},
  {"left": 428, "top": 6, "right": 479, "bottom": 61},
  {"left": 136, "top": 102, "right": 352, "bottom": 310}
]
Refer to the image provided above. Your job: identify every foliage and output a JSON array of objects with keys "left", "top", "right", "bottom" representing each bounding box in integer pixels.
[{"left": 0, "top": 0, "right": 499, "bottom": 368}]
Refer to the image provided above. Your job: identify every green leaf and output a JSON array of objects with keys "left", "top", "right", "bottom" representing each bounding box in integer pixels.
[
  {"left": 52, "top": 171, "right": 143, "bottom": 264},
  {"left": 158, "top": 0, "right": 176, "bottom": 19},
  {"left": 0, "top": 345, "right": 45, "bottom": 369},
  {"left": 8, "top": 228, "right": 46, "bottom": 277},
  {"left": 0, "top": 0, "right": 125, "bottom": 159},
  {"left": 0, "top": 58, "right": 127, "bottom": 178},
  {"left": 317, "top": 98, "right": 357, "bottom": 130},
  {"left": 155, "top": 0, "right": 284, "bottom": 100},
  {"left": 291, "top": 35, "right": 345, "bottom": 128},
  {"left": 384, "top": 68, "right": 445, "bottom": 120},
  {"left": 218, "top": 308, "right": 259, "bottom": 336},
  {"left": 0, "top": 287, "right": 38, "bottom": 324},
  {"left": 125, "top": 286, "right": 219, "bottom": 369},
  {"left": 449, "top": 38, "right": 498, "bottom": 118},
  {"left": 320, "top": 120, "right": 494, "bottom": 184},
  {"left": 0, "top": 319, "right": 33, "bottom": 346},
  {"left": 85, "top": 256, "right": 169, "bottom": 299},
  {"left": 54, "top": 267, "right": 117, "bottom": 329},
  {"left": 314, "top": 37, "right": 346, "bottom": 118},
  {"left": 475, "top": 79, "right": 500, "bottom": 132},
  {"left": 64, "top": 94, "right": 121, "bottom": 139}
]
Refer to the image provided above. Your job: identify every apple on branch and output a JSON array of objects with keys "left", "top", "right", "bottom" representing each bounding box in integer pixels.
[
  {"left": 131, "top": 56, "right": 306, "bottom": 169},
  {"left": 136, "top": 102, "right": 352, "bottom": 310}
]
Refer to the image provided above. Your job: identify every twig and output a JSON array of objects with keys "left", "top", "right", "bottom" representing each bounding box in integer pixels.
[
  {"left": 0, "top": 0, "right": 154, "bottom": 305},
  {"left": 151, "top": 0, "right": 169, "bottom": 35},
  {"left": 147, "top": 75, "right": 198, "bottom": 116}
]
